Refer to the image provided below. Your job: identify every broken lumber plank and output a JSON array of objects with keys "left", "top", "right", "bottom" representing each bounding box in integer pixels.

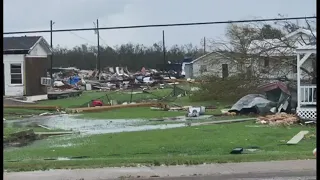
[
  {"left": 4, "top": 105, "right": 60, "bottom": 110},
  {"left": 287, "top": 131, "right": 309, "bottom": 145},
  {"left": 191, "top": 118, "right": 257, "bottom": 126},
  {"left": 35, "top": 131, "right": 75, "bottom": 136}
]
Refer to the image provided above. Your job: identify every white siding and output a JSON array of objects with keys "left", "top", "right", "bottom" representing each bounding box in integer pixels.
[
  {"left": 192, "top": 53, "right": 238, "bottom": 78},
  {"left": 254, "top": 56, "right": 314, "bottom": 81},
  {"left": 27, "top": 42, "right": 48, "bottom": 57},
  {"left": 3, "top": 55, "right": 25, "bottom": 96}
]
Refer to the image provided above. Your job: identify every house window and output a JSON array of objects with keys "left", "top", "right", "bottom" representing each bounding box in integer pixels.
[
  {"left": 10, "top": 64, "right": 22, "bottom": 84},
  {"left": 222, "top": 64, "right": 229, "bottom": 78},
  {"left": 200, "top": 65, "right": 207, "bottom": 73}
]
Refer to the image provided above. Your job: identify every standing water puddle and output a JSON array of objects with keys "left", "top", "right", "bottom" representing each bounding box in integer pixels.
[{"left": 4, "top": 114, "right": 187, "bottom": 135}]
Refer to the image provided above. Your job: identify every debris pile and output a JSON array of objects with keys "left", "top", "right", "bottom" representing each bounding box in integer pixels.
[
  {"left": 50, "top": 66, "right": 189, "bottom": 91},
  {"left": 256, "top": 113, "right": 299, "bottom": 125}
]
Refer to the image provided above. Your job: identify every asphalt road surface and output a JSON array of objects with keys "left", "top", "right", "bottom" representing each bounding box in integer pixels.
[
  {"left": 4, "top": 160, "right": 316, "bottom": 180},
  {"left": 131, "top": 171, "right": 316, "bottom": 180}
]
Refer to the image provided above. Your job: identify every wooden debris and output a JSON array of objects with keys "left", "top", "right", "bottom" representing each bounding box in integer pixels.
[
  {"left": 4, "top": 105, "right": 61, "bottom": 110},
  {"left": 256, "top": 113, "right": 299, "bottom": 126},
  {"left": 287, "top": 131, "right": 309, "bottom": 145},
  {"left": 226, "top": 112, "right": 237, "bottom": 116},
  {"left": 68, "top": 102, "right": 162, "bottom": 113},
  {"left": 35, "top": 131, "right": 75, "bottom": 136}
]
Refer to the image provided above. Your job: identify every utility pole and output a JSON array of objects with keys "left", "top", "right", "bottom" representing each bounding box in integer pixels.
[
  {"left": 50, "top": 20, "right": 54, "bottom": 80},
  {"left": 162, "top": 30, "right": 166, "bottom": 70},
  {"left": 203, "top": 36, "right": 206, "bottom": 54},
  {"left": 94, "top": 19, "right": 101, "bottom": 80}
]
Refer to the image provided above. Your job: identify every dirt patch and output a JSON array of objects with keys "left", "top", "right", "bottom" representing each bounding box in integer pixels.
[{"left": 3, "top": 129, "right": 39, "bottom": 148}]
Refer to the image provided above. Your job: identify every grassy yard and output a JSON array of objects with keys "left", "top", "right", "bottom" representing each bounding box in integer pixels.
[
  {"left": 38, "top": 89, "right": 173, "bottom": 108},
  {"left": 4, "top": 121, "right": 316, "bottom": 171},
  {"left": 3, "top": 126, "right": 66, "bottom": 143},
  {"left": 4, "top": 108, "right": 49, "bottom": 120},
  {"left": 76, "top": 106, "right": 235, "bottom": 120},
  {"left": 4, "top": 127, "right": 64, "bottom": 136},
  {"left": 77, "top": 107, "right": 186, "bottom": 119},
  {"left": 3, "top": 88, "right": 234, "bottom": 120},
  {"left": 34, "top": 88, "right": 232, "bottom": 119}
]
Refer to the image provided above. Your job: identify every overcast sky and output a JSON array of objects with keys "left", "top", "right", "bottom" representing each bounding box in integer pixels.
[{"left": 4, "top": 0, "right": 316, "bottom": 49}]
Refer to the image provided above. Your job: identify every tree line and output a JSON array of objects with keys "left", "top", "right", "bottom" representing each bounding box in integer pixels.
[
  {"left": 52, "top": 23, "right": 281, "bottom": 72},
  {"left": 52, "top": 20, "right": 314, "bottom": 74},
  {"left": 52, "top": 43, "right": 203, "bottom": 71}
]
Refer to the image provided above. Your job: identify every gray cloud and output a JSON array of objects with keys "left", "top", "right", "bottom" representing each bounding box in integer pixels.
[
  {"left": 4, "top": 0, "right": 316, "bottom": 48},
  {"left": 4, "top": 0, "right": 130, "bottom": 31}
]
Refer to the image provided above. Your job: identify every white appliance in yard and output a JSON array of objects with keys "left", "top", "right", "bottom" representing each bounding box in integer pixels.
[{"left": 187, "top": 106, "right": 206, "bottom": 117}]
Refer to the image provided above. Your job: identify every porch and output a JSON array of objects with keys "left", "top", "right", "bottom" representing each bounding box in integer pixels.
[
  {"left": 300, "top": 85, "right": 316, "bottom": 106},
  {"left": 296, "top": 44, "right": 317, "bottom": 121}
]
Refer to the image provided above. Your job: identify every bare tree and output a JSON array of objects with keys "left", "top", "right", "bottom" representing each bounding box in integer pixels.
[{"left": 207, "top": 17, "right": 316, "bottom": 82}]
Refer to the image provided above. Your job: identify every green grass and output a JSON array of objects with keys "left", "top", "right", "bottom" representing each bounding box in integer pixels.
[
  {"left": 77, "top": 107, "right": 186, "bottom": 119},
  {"left": 3, "top": 126, "right": 65, "bottom": 142},
  {"left": 35, "top": 88, "right": 233, "bottom": 119},
  {"left": 3, "top": 108, "right": 49, "bottom": 120},
  {"left": 140, "top": 115, "right": 254, "bottom": 126},
  {"left": 3, "top": 88, "right": 234, "bottom": 120},
  {"left": 38, "top": 89, "right": 173, "bottom": 108},
  {"left": 76, "top": 105, "right": 236, "bottom": 120},
  {"left": 4, "top": 121, "right": 316, "bottom": 171},
  {"left": 4, "top": 127, "right": 65, "bottom": 135}
]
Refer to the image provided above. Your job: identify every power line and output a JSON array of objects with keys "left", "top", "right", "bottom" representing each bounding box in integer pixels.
[
  {"left": 4, "top": 16, "right": 316, "bottom": 35},
  {"left": 99, "top": 36, "right": 108, "bottom": 46},
  {"left": 69, "top": 31, "right": 96, "bottom": 45}
]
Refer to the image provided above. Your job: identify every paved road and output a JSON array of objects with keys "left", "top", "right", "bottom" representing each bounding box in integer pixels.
[
  {"left": 134, "top": 171, "right": 316, "bottom": 180},
  {"left": 4, "top": 160, "right": 316, "bottom": 180}
]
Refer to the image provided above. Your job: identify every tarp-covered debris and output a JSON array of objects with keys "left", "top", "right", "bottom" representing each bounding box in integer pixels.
[
  {"left": 229, "top": 94, "right": 277, "bottom": 114},
  {"left": 229, "top": 81, "right": 295, "bottom": 115}
]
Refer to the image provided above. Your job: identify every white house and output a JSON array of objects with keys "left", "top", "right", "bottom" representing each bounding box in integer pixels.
[
  {"left": 183, "top": 51, "right": 240, "bottom": 79},
  {"left": 295, "top": 43, "right": 317, "bottom": 121},
  {"left": 248, "top": 28, "right": 316, "bottom": 80},
  {"left": 184, "top": 28, "right": 316, "bottom": 79},
  {"left": 3, "top": 36, "right": 52, "bottom": 97}
]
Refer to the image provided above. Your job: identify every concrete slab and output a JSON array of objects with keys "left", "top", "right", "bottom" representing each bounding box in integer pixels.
[{"left": 26, "top": 94, "right": 48, "bottom": 102}]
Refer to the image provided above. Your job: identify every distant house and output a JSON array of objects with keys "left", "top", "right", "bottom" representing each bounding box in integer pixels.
[
  {"left": 183, "top": 51, "right": 240, "bottom": 79},
  {"left": 3, "top": 36, "right": 52, "bottom": 96},
  {"left": 184, "top": 28, "right": 316, "bottom": 80}
]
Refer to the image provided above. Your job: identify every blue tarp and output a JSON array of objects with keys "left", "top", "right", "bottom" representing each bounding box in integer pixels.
[{"left": 69, "top": 76, "right": 81, "bottom": 85}]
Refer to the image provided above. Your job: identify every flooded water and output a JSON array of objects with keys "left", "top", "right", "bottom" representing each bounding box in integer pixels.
[{"left": 4, "top": 114, "right": 189, "bottom": 135}]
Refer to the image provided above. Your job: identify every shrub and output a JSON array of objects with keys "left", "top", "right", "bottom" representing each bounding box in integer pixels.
[{"left": 190, "top": 73, "right": 261, "bottom": 102}]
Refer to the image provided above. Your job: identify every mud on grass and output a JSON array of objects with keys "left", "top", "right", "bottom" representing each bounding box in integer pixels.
[
  {"left": 4, "top": 121, "right": 316, "bottom": 171},
  {"left": 4, "top": 126, "right": 66, "bottom": 148}
]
